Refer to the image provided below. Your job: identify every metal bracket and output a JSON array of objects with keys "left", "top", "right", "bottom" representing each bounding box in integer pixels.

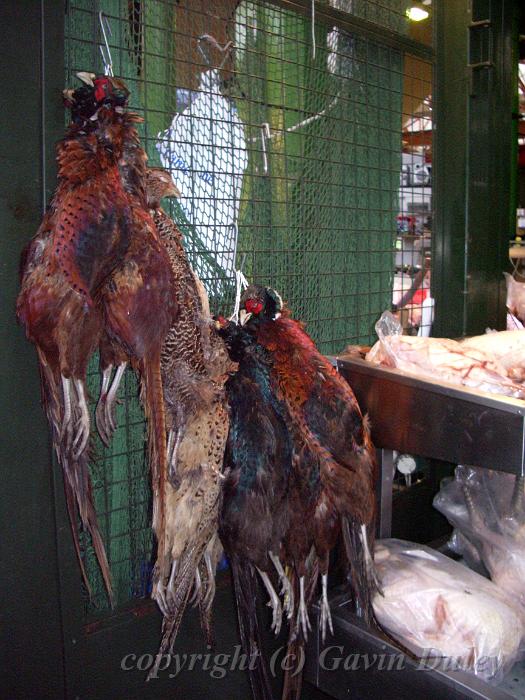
[
  {"left": 468, "top": 19, "right": 491, "bottom": 28},
  {"left": 376, "top": 448, "right": 394, "bottom": 539},
  {"left": 468, "top": 16, "right": 493, "bottom": 95},
  {"left": 467, "top": 60, "right": 493, "bottom": 69}
]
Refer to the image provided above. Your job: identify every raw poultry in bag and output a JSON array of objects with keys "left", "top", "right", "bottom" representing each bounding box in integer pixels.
[
  {"left": 373, "top": 539, "right": 525, "bottom": 683},
  {"left": 459, "top": 329, "right": 525, "bottom": 383},
  {"left": 434, "top": 466, "right": 525, "bottom": 607},
  {"left": 504, "top": 272, "right": 525, "bottom": 324},
  {"left": 366, "top": 312, "right": 525, "bottom": 398}
]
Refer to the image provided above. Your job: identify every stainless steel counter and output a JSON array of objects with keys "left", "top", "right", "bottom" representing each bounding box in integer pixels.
[
  {"left": 336, "top": 356, "right": 525, "bottom": 538},
  {"left": 336, "top": 356, "right": 525, "bottom": 474},
  {"left": 304, "top": 357, "right": 525, "bottom": 699}
]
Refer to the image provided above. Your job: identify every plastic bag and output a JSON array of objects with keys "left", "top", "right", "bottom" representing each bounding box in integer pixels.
[
  {"left": 434, "top": 466, "right": 525, "bottom": 607},
  {"left": 447, "top": 527, "right": 486, "bottom": 575},
  {"left": 507, "top": 313, "right": 525, "bottom": 331},
  {"left": 504, "top": 272, "right": 525, "bottom": 322},
  {"left": 366, "top": 311, "right": 525, "bottom": 398},
  {"left": 157, "top": 69, "right": 248, "bottom": 288},
  {"left": 364, "top": 311, "right": 402, "bottom": 365},
  {"left": 373, "top": 538, "right": 525, "bottom": 682}
]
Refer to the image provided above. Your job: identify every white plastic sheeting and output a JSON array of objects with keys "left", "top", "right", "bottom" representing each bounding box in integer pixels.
[{"left": 157, "top": 69, "right": 248, "bottom": 290}]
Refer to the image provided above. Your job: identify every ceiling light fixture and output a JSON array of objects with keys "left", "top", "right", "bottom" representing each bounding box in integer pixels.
[{"left": 406, "top": 5, "right": 430, "bottom": 21}]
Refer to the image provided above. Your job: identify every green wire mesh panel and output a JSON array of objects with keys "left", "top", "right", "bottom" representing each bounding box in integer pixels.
[
  {"left": 81, "top": 367, "right": 151, "bottom": 611},
  {"left": 64, "top": 0, "right": 421, "bottom": 614},
  {"left": 233, "top": 2, "right": 402, "bottom": 348}
]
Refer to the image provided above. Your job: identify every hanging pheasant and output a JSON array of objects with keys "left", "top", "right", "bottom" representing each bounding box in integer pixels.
[
  {"left": 218, "top": 316, "right": 344, "bottom": 700},
  {"left": 217, "top": 318, "right": 293, "bottom": 700},
  {"left": 17, "top": 73, "right": 177, "bottom": 600},
  {"left": 17, "top": 73, "right": 137, "bottom": 598},
  {"left": 143, "top": 168, "right": 236, "bottom": 672},
  {"left": 94, "top": 103, "right": 177, "bottom": 567},
  {"left": 239, "top": 285, "right": 380, "bottom": 606},
  {"left": 233, "top": 285, "right": 380, "bottom": 700}
]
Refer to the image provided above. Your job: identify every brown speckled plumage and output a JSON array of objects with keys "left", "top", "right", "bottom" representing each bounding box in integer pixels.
[
  {"left": 96, "top": 114, "right": 177, "bottom": 575},
  {"left": 144, "top": 169, "right": 236, "bottom": 667},
  {"left": 16, "top": 83, "right": 141, "bottom": 601}
]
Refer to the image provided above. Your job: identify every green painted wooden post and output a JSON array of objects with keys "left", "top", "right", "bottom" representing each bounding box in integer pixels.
[
  {"left": 433, "top": 0, "right": 518, "bottom": 337},
  {"left": 0, "top": 2, "right": 66, "bottom": 697}
]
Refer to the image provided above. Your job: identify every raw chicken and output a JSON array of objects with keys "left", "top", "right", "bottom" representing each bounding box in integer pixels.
[
  {"left": 460, "top": 330, "right": 525, "bottom": 382},
  {"left": 373, "top": 539, "right": 525, "bottom": 682},
  {"left": 366, "top": 312, "right": 525, "bottom": 398},
  {"left": 504, "top": 272, "right": 525, "bottom": 322}
]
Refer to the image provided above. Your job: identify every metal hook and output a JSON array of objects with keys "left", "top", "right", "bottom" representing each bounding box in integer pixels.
[
  {"left": 311, "top": 0, "right": 316, "bottom": 59},
  {"left": 197, "top": 34, "right": 233, "bottom": 70},
  {"left": 260, "top": 122, "right": 271, "bottom": 174},
  {"left": 99, "top": 11, "right": 114, "bottom": 77}
]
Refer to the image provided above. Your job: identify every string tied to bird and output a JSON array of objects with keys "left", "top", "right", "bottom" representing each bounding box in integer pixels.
[
  {"left": 230, "top": 269, "right": 250, "bottom": 324},
  {"left": 99, "top": 11, "right": 114, "bottom": 77}
]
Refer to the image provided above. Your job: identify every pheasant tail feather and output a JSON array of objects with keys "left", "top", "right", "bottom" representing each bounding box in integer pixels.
[
  {"left": 39, "top": 354, "right": 113, "bottom": 602},
  {"left": 231, "top": 557, "right": 275, "bottom": 700},
  {"left": 140, "top": 352, "right": 168, "bottom": 574}
]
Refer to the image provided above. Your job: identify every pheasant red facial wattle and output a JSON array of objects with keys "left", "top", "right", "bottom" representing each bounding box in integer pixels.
[
  {"left": 244, "top": 298, "right": 263, "bottom": 315},
  {"left": 94, "top": 77, "right": 111, "bottom": 102}
]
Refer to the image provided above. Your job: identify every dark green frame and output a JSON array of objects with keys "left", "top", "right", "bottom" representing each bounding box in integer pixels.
[
  {"left": 0, "top": 3, "right": 171, "bottom": 697},
  {"left": 1, "top": 2, "right": 66, "bottom": 697},
  {"left": 433, "top": 0, "right": 518, "bottom": 337}
]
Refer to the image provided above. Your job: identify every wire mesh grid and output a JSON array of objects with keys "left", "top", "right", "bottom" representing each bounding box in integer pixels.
[
  {"left": 320, "top": 0, "right": 413, "bottom": 32},
  {"left": 394, "top": 53, "right": 433, "bottom": 336},
  {"left": 64, "top": 0, "right": 433, "bottom": 613}
]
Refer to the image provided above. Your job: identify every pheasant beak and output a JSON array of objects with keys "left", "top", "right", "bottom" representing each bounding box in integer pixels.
[
  {"left": 76, "top": 71, "right": 96, "bottom": 87},
  {"left": 239, "top": 310, "right": 252, "bottom": 326},
  {"left": 63, "top": 88, "right": 75, "bottom": 102},
  {"left": 166, "top": 182, "right": 181, "bottom": 199},
  {"left": 213, "top": 315, "right": 227, "bottom": 330}
]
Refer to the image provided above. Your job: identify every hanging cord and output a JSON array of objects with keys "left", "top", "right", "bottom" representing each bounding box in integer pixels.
[
  {"left": 311, "top": 0, "right": 316, "bottom": 59},
  {"left": 229, "top": 269, "right": 250, "bottom": 323},
  {"left": 99, "top": 12, "right": 114, "bottom": 77}
]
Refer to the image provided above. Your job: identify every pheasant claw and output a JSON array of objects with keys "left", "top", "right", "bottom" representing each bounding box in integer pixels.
[
  {"left": 297, "top": 576, "right": 312, "bottom": 639},
  {"left": 106, "top": 362, "right": 126, "bottom": 433},
  {"left": 60, "top": 376, "right": 73, "bottom": 443},
  {"left": 189, "top": 567, "right": 202, "bottom": 607},
  {"left": 95, "top": 366, "right": 112, "bottom": 445},
  {"left": 72, "top": 380, "right": 90, "bottom": 459},
  {"left": 257, "top": 568, "right": 282, "bottom": 636},
  {"left": 152, "top": 579, "right": 168, "bottom": 617},
  {"left": 360, "top": 524, "right": 383, "bottom": 596},
  {"left": 96, "top": 362, "right": 126, "bottom": 445},
  {"left": 319, "top": 573, "right": 334, "bottom": 643},
  {"left": 269, "top": 551, "right": 294, "bottom": 619}
]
